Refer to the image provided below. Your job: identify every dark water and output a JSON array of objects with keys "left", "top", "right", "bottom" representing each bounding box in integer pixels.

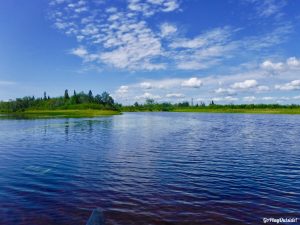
[{"left": 0, "top": 112, "right": 300, "bottom": 225}]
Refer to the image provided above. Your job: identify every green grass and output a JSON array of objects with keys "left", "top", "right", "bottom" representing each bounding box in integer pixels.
[
  {"left": 173, "top": 107, "right": 300, "bottom": 114},
  {"left": 3, "top": 109, "right": 121, "bottom": 119}
]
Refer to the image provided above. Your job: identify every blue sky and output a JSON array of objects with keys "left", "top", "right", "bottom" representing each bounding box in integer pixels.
[{"left": 1, "top": 0, "right": 300, "bottom": 104}]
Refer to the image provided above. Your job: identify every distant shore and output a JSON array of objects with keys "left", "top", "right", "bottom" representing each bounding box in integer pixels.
[
  {"left": 172, "top": 108, "right": 300, "bottom": 114},
  {"left": 121, "top": 107, "right": 300, "bottom": 115}
]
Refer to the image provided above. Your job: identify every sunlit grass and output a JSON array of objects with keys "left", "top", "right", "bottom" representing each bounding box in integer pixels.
[{"left": 6, "top": 109, "right": 121, "bottom": 119}]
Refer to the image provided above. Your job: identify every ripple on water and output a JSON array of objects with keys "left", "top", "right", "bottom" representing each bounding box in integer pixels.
[{"left": 0, "top": 113, "right": 300, "bottom": 225}]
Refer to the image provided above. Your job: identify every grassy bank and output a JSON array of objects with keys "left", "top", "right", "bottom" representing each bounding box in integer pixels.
[{"left": 1, "top": 109, "right": 121, "bottom": 119}]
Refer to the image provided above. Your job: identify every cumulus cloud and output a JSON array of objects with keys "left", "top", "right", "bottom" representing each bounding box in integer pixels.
[
  {"left": 181, "top": 77, "right": 203, "bottom": 88},
  {"left": 261, "top": 57, "right": 300, "bottom": 72},
  {"left": 137, "top": 77, "right": 203, "bottom": 89},
  {"left": 261, "top": 60, "right": 284, "bottom": 71},
  {"left": 135, "top": 92, "right": 161, "bottom": 100},
  {"left": 71, "top": 46, "right": 88, "bottom": 58},
  {"left": 160, "top": 23, "right": 177, "bottom": 37},
  {"left": 275, "top": 80, "right": 300, "bottom": 91},
  {"left": 231, "top": 80, "right": 258, "bottom": 89},
  {"left": 286, "top": 57, "right": 300, "bottom": 67},
  {"left": 116, "top": 85, "right": 129, "bottom": 95},
  {"left": 138, "top": 79, "right": 181, "bottom": 89},
  {"left": 140, "top": 82, "right": 153, "bottom": 89}
]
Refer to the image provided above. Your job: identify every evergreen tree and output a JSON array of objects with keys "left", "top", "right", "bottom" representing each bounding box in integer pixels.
[
  {"left": 145, "top": 99, "right": 154, "bottom": 105},
  {"left": 71, "top": 90, "right": 79, "bottom": 104},
  {"left": 95, "top": 94, "right": 102, "bottom": 104},
  {"left": 88, "top": 90, "right": 94, "bottom": 103},
  {"left": 64, "top": 89, "right": 70, "bottom": 100},
  {"left": 43, "top": 92, "right": 47, "bottom": 100},
  {"left": 101, "top": 92, "right": 114, "bottom": 106}
]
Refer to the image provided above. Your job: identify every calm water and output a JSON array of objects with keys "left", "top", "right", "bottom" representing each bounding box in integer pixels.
[{"left": 0, "top": 112, "right": 300, "bottom": 225}]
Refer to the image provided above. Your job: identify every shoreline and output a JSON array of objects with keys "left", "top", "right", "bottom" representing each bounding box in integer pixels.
[
  {"left": 0, "top": 109, "right": 121, "bottom": 119},
  {"left": 121, "top": 108, "right": 300, "bottom": 115},
  {"left": 2, "top": 108, "right": 300, "bottom": 119},
  {"left": 172, "top": 108, "right": 300, "bottom": 114}
]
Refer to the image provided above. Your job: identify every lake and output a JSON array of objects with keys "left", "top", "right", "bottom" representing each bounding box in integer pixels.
[{"left": 0, "top": 112, "right": 299, "bottom": 225}]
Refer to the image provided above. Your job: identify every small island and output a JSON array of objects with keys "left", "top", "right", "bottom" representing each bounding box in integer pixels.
[{"left": 0, "top": 90, "right": 121, "bottom": 118}]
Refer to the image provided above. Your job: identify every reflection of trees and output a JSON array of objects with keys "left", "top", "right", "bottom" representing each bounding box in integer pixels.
[
  {"left": 63, "top": 119, "right": 112, "bottom": 139},
  {"left": 64, "top": 119, "right": 70, "bottom": 141}
]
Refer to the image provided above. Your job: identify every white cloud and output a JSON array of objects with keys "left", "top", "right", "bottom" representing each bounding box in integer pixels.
[
  {"left": 231, "top": 80, "right": 258, "bottom": 89},
  {"left": 140, "top": 82, "right": 152, "bottom": 89},
  {"left": 176, "top": 61, "right": 215, "bottom": 70},
  {"left": 49, "top": 1, "right": 294, "bottom": 72},
  {"left": 286, "top": 57, "right": 300, "bottom": 67},
  {"left": 260, "top": 57, "right": 300, "bottom": 74},
  {"left": 116, "top": 85, "right": 129, "bottom": 95},
  {"left": 213, "top": 96, "right": 238, "bottom": 102},
  {"left": 261, "top": 60, "right": 284, "bottom": 71},
  {"left": 262, "top": 96, "right": 275, "bottom": 100},
  {"left": 248, "top": 0, "right": 286, "bottom": 18},
  {"left": 169, "top": 27, "right": 237, "bottom": 70},
  {"left": 275, "top": 80, "right": 300, "bottom": 91},
  {"left": 161, "top": 0, "right": 179, "bottom": 12},
  {"left": 243, "top": 96, "right": 256, "bottom": 102},
  {"left": 135, "top": 92, "right": 161, "bottom": 100},
  {"left": 71, "top": 46, "right": 88, "bottom": 58},
  {"left": 245, "top": 24, "right": 292, "bottom": 51},
  {"left": 256, "top": 85, "right": 270, "bottom": 92},
  {"left": 166, "top": 93, "right": 184, "bottom": 98},
  {"left": 160, "top": 23, "right": 177, "bottom": 37},
  {"left": 181, "top": 77, "right": 203, "bottom": 88},
  {"left": 128, "top": 0, "right": 179, "bottom": 16},
  {"left": 170, "top": 27, "right": 232, "bottom": 49},
  {"left": 139, "top": 79, "right": 181, "bottom": 89},
  {"left": 138, "top": 77, "right": 203, "bottom": 89},
  {"left": 71, "top": 46, "right": 100, "bottom": 62},
  {"left": 215, "top": 88, "right": 236, "bottom": 95}
]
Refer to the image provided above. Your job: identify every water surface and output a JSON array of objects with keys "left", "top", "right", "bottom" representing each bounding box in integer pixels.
[{"left": 0, "top": 112, "right": 299, "bottom": 225}]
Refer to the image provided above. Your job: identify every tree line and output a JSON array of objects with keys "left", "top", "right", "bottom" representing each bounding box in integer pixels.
[
  {"left": 121, "top": 99, "right": 300, "bottom": 112},
  {"left": 0, "top": 90, "right": 119, "bottom": 112}
]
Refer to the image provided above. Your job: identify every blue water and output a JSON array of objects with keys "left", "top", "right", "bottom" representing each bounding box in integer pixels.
[{"left": 0, "top": 112, "right": 300, "bottom": 225}]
